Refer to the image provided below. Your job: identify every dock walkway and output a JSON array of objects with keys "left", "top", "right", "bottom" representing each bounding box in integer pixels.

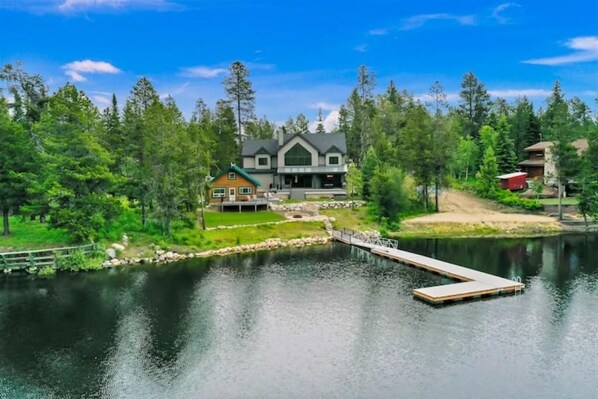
[{"left": 332, "top": 230, "right": 524, "bottom": 304}]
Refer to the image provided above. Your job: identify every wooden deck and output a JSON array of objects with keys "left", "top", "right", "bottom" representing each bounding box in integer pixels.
[{"left": 332, "top": 230, "right": 525, "bottom": 304}]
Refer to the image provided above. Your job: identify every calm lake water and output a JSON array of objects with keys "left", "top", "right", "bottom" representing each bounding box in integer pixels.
[{"left": 1, "top": 235, "right": 597, "bottom": 398}]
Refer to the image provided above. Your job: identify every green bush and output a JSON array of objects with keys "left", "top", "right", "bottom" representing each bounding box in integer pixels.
[
  {"left": 38, "top": 266, "right": 56, "bottom": 277},
  {"left": 55, "top": 250, "right": 102, "bottom": 272},
  {"left": 496, "top": 189, "right": 541, "bottom": 211}
]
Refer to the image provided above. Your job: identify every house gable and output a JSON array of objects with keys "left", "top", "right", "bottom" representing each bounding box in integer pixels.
[{"left": 277, "top": 135, "right": 319, "bottom": 168}]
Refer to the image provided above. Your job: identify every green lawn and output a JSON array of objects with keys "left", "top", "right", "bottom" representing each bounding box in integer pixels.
[
  {"left": 204, "top": 210, "right": 284, "bottom": 227},
  {"left": 0, "top": 216, "right": 75, "bottom": 252},
  {"left": 320, "top": 207, "right": 379, "bottom": 231},
  {"left": 538, "top": 197, "right": 579, "bottom": 205},
  {"left": 1, "top": 209, "right": 327, "bottom": 256}
]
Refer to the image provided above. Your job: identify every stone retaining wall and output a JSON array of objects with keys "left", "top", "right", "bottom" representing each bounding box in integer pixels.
[
  {"left": 270, "top": 200, "right": 365, "bottom": 212},
  {"left": 102, "top": 236, "right": 332, "bottom": 268}
]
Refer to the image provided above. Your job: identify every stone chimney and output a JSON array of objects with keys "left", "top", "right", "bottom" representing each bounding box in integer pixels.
[{"left": 278, "top": 127, "right": 284, "bottom": 146}]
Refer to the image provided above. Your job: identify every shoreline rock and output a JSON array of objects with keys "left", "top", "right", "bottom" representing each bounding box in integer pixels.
[{"left": 102, "top": 235, "right": 333, "bottom": 269}]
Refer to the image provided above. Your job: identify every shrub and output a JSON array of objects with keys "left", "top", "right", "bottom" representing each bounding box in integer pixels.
[
  {"left": 496, "top": 189, "right": 541, "bottom": 210},
  {"left": 38, "top": 266, "right": 56, "bottom": 277}
]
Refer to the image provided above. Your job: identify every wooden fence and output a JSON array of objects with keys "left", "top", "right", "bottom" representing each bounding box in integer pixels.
[{"left": 0, "top": 244, "right": 95, "bottom": 271}]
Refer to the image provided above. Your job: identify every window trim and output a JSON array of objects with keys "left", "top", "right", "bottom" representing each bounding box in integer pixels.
[
  {"left": 212, "top": 187, "right": 226, "bottom": 198},
  {"left": 239, "top": 187, "right": 253, "bottom": 195},
  {"left": 326, "top": 152, "right": 342, "bottom": 166},
  {"left": 328, "top": 156, "right": 339, "bottom": 165},
  {"left": 284, "top": 143, "right": 312, "bottom": 166},
  {"left": 228, "top": 172, "right": 236, "bottom": 180},
  {"left": 257, "top": 156, "right": 269, "bottom": 166}
]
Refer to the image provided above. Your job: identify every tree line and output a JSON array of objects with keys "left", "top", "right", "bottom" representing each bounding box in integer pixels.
[
  {"left": 1, "top": 61, "right": 598, "bottom": 241},
  {"left": 335, "top": 67, "right": 598, "bottom": 225}
]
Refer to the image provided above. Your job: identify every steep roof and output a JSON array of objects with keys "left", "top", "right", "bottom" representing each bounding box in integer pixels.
[
  {"left": 241, "top": 133, "right": 347, "bottom": 156},
  {"left": 523, "top": 141, "right": 553, "bottom": 152},
  {"left": 523, "top": 138, "right": 589, "bottom": 153},
  {"left": 211, "top": 164, "right": 261, "bottom": 186}
]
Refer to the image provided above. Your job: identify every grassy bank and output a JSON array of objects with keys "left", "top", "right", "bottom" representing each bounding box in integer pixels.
[
  {"left": 392, "top": 222, "right": 563, "bottom": 239},
  {"left": 0, "top": 216, "right": 75, "bottom": 252},
  {"left": 204, "top": 210, "right": 284, "bottom": 227}
]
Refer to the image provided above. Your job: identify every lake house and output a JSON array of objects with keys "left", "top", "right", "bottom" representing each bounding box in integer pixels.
[
  {"left": 241, "top": 131, "right": 348, "bottom": 200},
  {"left": 209, "top": 164, "right": 268, "bottom": 211}
]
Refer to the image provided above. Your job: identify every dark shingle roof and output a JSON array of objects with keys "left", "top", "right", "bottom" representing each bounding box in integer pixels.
[{"left": 241, "top": 133, "right": 347, "bottom": 156}]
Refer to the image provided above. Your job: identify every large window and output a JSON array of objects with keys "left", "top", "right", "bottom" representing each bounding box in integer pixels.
[
  {"left": 284, "top": 144, "right": 311, "bottom": 166},
  {"left": 239, "top": 187, "right": 253, "bottom": 195},
  {"left": 212, "top": 187, "right": 225, "bottom": 198}
]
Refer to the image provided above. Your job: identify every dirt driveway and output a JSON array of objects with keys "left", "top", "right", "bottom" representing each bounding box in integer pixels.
[{"left": 404, "top": 190, "right": 557, "bottom": 225}]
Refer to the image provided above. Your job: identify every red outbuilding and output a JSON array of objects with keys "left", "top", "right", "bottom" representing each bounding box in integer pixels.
[{"left": 497, "top": 172, "right": 528, "bottom": 191}]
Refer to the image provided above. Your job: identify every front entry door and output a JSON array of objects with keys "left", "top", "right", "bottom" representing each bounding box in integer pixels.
[{"left": 228, "top": 187, "right": 236, "bottom": 202}]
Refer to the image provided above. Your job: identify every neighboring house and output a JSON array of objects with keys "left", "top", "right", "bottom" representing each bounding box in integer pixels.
[
  {"left": 241, "top": 131, "right": 348, "bottom": 199},
  {"left": 517, "top": 139, "right": 588, "bottom": 185},
  {"left": 209, "top": 164, "right": 267, "bottom": 210}
]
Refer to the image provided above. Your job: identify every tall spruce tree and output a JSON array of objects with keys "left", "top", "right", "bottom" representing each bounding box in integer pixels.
[
  {"left": 0, "top": 99, "right": 35, "bottom": 235},
  {"left": 494, "top": 115, "right": 517, "bottom": 174},
  {"left": 315, "top": 108, "right": 326, "bottom": 134},
  {"left": 122, "top": 77, "right": 160, "bottom": 227},
  {"left": 458, "top": 72, "right": 491, "bottom": 139},
  {"left": 35, "top": 83, "right": 118, "bottom": 241},
  {"left": 223, "top": 61, "right": 255, "bottom": 158},
  {"left": 212, "top": 99, "right": 238, "bottom": 172}
]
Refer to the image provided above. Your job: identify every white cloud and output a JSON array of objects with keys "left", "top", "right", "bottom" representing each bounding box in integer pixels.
[
  {"left": 523, "top": 36, "right": 598, "bottom": 65},
  {"left": 93, "top": 94, "right": 111, "bottom": 106},
  {"left": 368, "top": 28, "right": 388, "bottom": 36},
  {"left": 180, "top": 66, "right": 228, "bottom": 78},
  {"left": 159, "top": 82, "right": 190, "bottom": 99},
  {"left": 310, "top": 102, "right": 340, "bottom": 112},
  {"left": 401, "top": 13, "right": 476, "bottom": 30},
  {"left": 354, "top": 44, "right": 368, "bottom": 53},
  {"left": 492, "top": 3, "right": 521, "bottom": 24},
  {"left": 309, "top": 110, "right": 339, "bottom": 133},
  {"left": 58, "top": 0, "right": 177, "bottom": 12},
  {"left": 488, "top": 89, "right": 551, "bottom": 98},
  {"left": 62, "top": 59, "right": 121, "bottom": 82},
  {"left": 65, "top": 70, "right": 87, "bottom": 82}
]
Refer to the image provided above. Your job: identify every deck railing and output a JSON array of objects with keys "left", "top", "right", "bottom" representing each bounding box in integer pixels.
[
  {"left": 0, "top": 244, "right": 96, "bottom": 271},
  {"left": 332, "top": 229, "right": 399, "bottom": 249}
]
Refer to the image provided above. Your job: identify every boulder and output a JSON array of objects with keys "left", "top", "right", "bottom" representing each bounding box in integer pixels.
[
  {"left": 111, "top": 243, "right": 126, "bottom": 252},
  {"left": 106, "top": 248, "right": 117, "bottom": 259}
]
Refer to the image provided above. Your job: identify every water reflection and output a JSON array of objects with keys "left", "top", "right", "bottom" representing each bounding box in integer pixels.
[{"left": 0, "top": 236, "right": 597, "bottom": 398}]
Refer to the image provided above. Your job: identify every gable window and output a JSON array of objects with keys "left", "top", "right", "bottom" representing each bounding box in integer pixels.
[
  {"left": 228, "top": 172, "right": 236, "bottom": 180},
  {"left": 328, "top": 156, "right": 339, "bottom": 165},
  {"left": 258, "top": 157, "right": 269, "bottom": 166},
  {"left": 239, "top": 187, "right": 253, "bottom": 195},
  {"left": 285, "top": 143, "right": 311, "bottom": 166},
  {"left": 212, "top": 187, "right": 226, "bottom": 198}
]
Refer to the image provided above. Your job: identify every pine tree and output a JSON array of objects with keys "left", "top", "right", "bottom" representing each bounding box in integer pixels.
[
  {"left": 476, "top": 147, "right": 499, "bottom": 199},
  {"left": 542, "top": 81, "right": 570, "bottom": 140},
  {"left": 458, "top": 71, "right": 491, "bottom": 139},
  {"left": 511, "top": 97, "right": 541, "bottom": 158},
  {"left": 223, "top": 61, "right": 255, "bottom": 158},
  {"left": 212, "top": 99, "right": 238, "bottom": 173},
  {"left": 0, "top": 99, "right": 35, "bottom": 235},
  {"left": 494, "top": 115, "right": 517, "bottom": 174},
  {"left": 295, "top": 113, "right": 310, "bottom": 134},
  {"left": 122, "top": 77, "right": 160, "bottom": 227},
  {"left": 315, "top": 108, "right": 326, "bottom": 134},
  {"left": 36, "top": 83, "right": 118, "bottom": 241}
]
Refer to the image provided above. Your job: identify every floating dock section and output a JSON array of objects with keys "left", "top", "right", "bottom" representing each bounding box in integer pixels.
[{"left": 333, "top": 230, "right": 524, "bottom": 304}]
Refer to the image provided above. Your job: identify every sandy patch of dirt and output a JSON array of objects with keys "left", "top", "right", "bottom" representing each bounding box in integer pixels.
[{"left": 404, "top": 190, "right": 558, "bottom": 226}]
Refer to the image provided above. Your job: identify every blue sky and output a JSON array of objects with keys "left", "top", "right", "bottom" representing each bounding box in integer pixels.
[{"left": 1, "top": 0, "right": 597, "bottom": 130}]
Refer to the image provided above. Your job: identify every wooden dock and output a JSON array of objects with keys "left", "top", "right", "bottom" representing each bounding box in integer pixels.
[{"left": 332, "top": 230, "right": 524, "bottom": 304}]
